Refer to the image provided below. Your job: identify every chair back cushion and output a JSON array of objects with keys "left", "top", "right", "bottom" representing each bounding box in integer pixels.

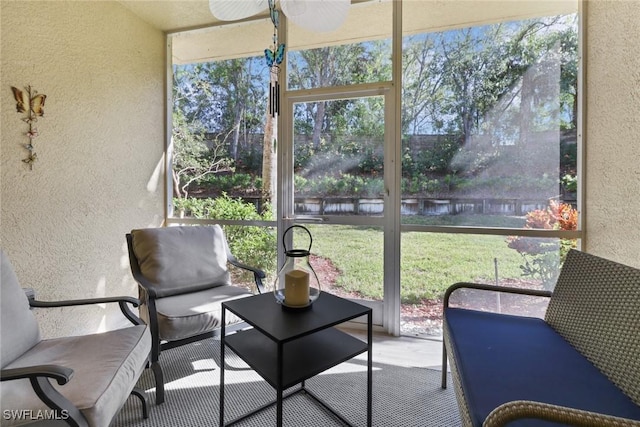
[
  {"left": 1, "top": 250, "right": 41, "bottom": 367},
  {"left": 130, "top": 226, "right": 231, "bottom": 298},
  {"left": 545, "top": 249, "right": 640, "bottom": 406}
]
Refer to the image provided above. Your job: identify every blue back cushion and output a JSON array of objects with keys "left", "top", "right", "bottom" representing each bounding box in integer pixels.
[{"left": 445, "top": 307, "right": 640, "bottom": 427}]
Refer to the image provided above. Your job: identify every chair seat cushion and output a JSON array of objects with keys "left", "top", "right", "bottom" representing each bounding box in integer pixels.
[
  {"left": 153, "top": 285, "right": 252, "bottom": 341},
  {"left": 445, "top": 307, "right": 640, "bottom": 427},
  {"left": 1, "top": 325, "right": 150, "bottom": 427}
]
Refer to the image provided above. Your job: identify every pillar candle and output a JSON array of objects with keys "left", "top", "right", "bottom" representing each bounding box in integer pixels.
[{"left": 284, "top": 269, "right": 310, "bottom": 306}]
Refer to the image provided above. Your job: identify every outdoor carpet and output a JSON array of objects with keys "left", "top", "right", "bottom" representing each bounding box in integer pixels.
[{"left": 113, "top": 337, "right": 461, "bottom": 427}]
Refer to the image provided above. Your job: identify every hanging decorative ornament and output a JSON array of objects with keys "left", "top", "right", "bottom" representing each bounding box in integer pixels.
[
  {"left": 209, "top": 0, "right": 351, "bottom": 117},
  {"left": 264, "top": 0, "right": 284, "bottom": 117},
  {"left": 209, "top": 0, "right": 350, "bottom": 33}
]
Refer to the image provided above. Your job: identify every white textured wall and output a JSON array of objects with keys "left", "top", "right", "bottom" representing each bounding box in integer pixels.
[
  {"left": 0, "top": 1, "right": 165, "bottom": 337},
  {"left": 585, "top": 1, "right": 640, "bottom": 268}
]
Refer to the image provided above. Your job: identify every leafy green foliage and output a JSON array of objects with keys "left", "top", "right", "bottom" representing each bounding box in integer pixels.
[
  {"left": 560, "top": 140, "right": 577, "bottom": 174},
  {"left": 196, "top": 173, "right": 259, "bottom": 195},
  {"left": 506, "top": 201, "right": 578, "bottom": 289},
  {"left": 295, "top": 174, "right": 385, "bottom": 198},
  {"left": 401, "top": 175, "right": 443, "bottom": 195},
  {"left": 401, "top": 136, "right": 462, "bottom": 176},
  {"left": 561, "top": 174, "right": 577, "bottom": 192},
  {"left": 293, "top": 135, "right": 385, "bottom": 196}
]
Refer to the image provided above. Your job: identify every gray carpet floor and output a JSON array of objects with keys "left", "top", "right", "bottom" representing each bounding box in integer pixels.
[{"left": 113, "top": 337, "right": 461, "bottom": 427}]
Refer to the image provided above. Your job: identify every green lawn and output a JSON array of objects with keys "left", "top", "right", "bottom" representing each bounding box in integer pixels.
[
  {"left": 401, "top": 214, "right": 526, "bottom": 228},
  {"left": 304, "top": 223, "right": 528, "bottom": 304}
]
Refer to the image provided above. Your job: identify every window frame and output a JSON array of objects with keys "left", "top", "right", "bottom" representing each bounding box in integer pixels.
[{"left": 164, "top": 0, "right": 584, "bottom": 336}]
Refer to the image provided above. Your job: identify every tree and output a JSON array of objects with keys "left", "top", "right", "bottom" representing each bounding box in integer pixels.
[
  {"left": 426, "top": 17, "right": 577, "bottom": 179},
  {"left": 171, "top": 110, "right": 232, "bottom": 199},
  {"left": 402, "top": 34, "right": 447, "bottom": 135},
  {"left": 173, "top": 60, "right": 267, "bottom": 161},
  {"left": 169, "top": 13, "right": 578, "bottom": 206},
  {"left": 173, "top": 59, "right": 271, "bottom": 203},
  {"left": 288, "top": 42, "right": 390, "bottom": 147},
  {"left": 209, "top": 58, "right": 265, "bottom": 161}
]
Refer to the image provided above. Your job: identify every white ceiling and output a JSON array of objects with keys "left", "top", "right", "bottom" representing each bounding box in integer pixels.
[
  {"left": 117, "top": 0, "right": 223, "bottom": 32},
  {"left": 117, "top": 0, "right": 577, "bottom": 34},
  {"left": 117, "top": 1, "right": 578, "bottom": 64}
]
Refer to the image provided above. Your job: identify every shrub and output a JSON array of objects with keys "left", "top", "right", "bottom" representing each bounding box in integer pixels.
[
  {"left": 560, "top": 140, "right": 577, "bottom": 173},
  {"left": 358, "top": 145, "right": 384, "bottom": 175},
  {"left": 363, "top": 177, "right": 385, "bottom": 197},
  {"left": 294, "top": 173, "right": 385, "bottom": 198},
  {"left": 561, "top": 174, "right": 577, "bottom": 192},
  {"left": 172, "top": 197, "right": 210, "bottom": 217},
  {"left": 506, "top": 200, "right": 578, "bottom": 289},
  {"left": 236, "top": 145, "right": 263, "bottom": 173},
  {"left": 194, "top": 173, "right": 260, "bottom": 196}
]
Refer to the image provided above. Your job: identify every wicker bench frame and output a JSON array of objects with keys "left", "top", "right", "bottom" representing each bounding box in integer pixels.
[{"left": 442, "top": 249, "right": 640, "bottom": 427}]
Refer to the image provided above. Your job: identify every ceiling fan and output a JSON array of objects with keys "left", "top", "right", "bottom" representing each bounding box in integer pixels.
[{"left": 209, "top": 0, "right": 351, "bottom": 33}]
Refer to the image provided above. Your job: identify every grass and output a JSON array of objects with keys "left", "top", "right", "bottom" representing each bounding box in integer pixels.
[
  {"left": 400, "top": 232, "right": 524, "bottom": 302},
  {"left": 401, "top": 214, "right": 526, "bottom": 227},
  {"left": 305, "top": 224, "right": 385, "bottom": 297},
  {"left": 303, "top": 223, "right": 529, "bottom": 304}
]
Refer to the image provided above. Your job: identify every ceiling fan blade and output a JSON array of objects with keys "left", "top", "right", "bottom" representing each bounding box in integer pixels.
[
  {"left": 280, "top": 0, "right": 350, "bottom": 32},
  {"left": 209, "top": 0, "right": 269, "bottom": 21}
]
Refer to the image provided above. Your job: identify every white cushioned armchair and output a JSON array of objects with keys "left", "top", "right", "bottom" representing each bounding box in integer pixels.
[
  {"left": 126, "top": 225, "right": 266, "bottom": 404},
  {"left": 0, "top": 249, "right": 152, "bottom": 427}
]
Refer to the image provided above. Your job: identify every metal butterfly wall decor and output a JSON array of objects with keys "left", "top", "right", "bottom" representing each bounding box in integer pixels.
[
  {"left": 11, "top": 85, "right": 46, "bottom": 170},
  {"left": 12, "top": 86, "right": 46, "bottom": 119}
]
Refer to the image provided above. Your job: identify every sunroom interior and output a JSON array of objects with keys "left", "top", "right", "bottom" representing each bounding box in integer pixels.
[{"left": 1, "top": 0, "right": 639, "bottom": 423}]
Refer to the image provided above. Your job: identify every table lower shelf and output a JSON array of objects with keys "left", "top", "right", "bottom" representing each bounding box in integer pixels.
[
  {"left": 224, "top": 383, "right": 358, "bottom": 427},
  {"left": 224, "top": 327, "right": 368, "bottom": 390}
]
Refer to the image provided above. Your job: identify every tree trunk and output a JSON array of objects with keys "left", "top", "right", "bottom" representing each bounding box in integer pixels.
[
  {"left": 172, "top": 171, "right": 183, "bottom": 198},
  {"left": 231, "top": 122, "right": 240, "bottom": 161},
  {"left": 519, "top": 68, "right": 534, "bottom": 148},
  {"left": 312, "top": 101, "right": 325, "bottom": 148}
]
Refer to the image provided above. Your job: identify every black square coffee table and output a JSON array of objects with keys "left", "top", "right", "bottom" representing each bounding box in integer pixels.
[{"left": 219, "top": 291, "right": 372, "bottom": 426}]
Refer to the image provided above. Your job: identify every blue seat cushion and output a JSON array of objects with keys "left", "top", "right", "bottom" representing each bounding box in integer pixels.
[{"left": 445, "top": 307, "right": 640, "bottom": 427}]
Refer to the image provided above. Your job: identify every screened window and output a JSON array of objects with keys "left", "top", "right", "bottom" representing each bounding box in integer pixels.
[{"left": 167, "top": 0, "right": 582, "bottom": 337}]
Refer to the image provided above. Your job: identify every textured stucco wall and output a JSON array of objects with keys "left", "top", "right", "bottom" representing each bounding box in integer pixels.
[
  {"left": 585, "top": 1, "right": 640, "bottom": 268},
  {"left": 0, "top": 1, "right": 165, "bottom": 337}
]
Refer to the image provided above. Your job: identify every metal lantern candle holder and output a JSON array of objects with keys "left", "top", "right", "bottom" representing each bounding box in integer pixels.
[{"left": 273, "top": 225, "right": 321, "bottom": 310}]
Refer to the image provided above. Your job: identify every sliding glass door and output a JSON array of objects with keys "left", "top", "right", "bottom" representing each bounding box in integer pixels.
[{"left": 281, "top": 89, "right": 393, "bottom": 326}]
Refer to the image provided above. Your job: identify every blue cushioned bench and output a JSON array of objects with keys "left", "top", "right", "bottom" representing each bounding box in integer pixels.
[{"left": 442, "top": 249, "right": 640, "bottom": 427}]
